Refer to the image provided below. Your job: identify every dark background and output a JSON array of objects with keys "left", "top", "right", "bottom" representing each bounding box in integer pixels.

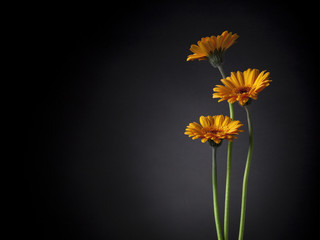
[{"left": 25, "top": 1, "right": 319, "bottom": 239}]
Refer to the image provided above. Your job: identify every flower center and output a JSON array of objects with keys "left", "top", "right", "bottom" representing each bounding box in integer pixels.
[
  {"left": 207, "top": 129, "right": 222, "bottom": 134},
  {"left": 235, "top": 87, "right": 250, "bottom": 94}
]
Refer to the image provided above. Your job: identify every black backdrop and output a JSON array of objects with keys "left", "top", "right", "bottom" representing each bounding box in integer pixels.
[{"left": 25, "top": 1, "right": 319, "bottom": 239}]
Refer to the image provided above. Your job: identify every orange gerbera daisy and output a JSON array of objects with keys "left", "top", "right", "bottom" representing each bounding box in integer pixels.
[
  {"left": 212, "top": 68, "right": 271, "bottom": 106},
  {"left": 185, "top": 115, "right": 243, "bottom": 145},
  {"left": 186, "top": 31, "right": 239, "bottom": 67}
]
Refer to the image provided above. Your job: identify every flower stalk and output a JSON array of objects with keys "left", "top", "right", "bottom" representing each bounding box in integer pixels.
[
  {"left": 211, "top": 145, "right": 224, "bottom": 240},
  {"left": 238, "top": 105, "right": 254, "bottom": 240},
  {"left": 217, "top": 65, "right": 234, "bottom": 240}
]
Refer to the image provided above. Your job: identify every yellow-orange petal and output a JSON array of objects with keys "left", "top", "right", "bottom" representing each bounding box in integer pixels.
[
  {"left": 213, "top": 68, "right": 271, "bottom": 105},
  {"left": 187, "top": 31, "right": 239, "bottom": 62}
]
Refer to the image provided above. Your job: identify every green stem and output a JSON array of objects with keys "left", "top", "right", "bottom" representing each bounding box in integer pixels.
[
  {"left": 217, "top": 65, "right": 234, "bottom": 240},
  {"left": 212, "top": 146, "right": 224, "bottom": 240},
  {"left": 216, "top": 65, "right": 226, "bottom": 79},
  {"left": 238, "top": 106, "right": 254, "bottom": 240},
  {"left": 224, "top": 140, "right": 232, "bottom": 240}
]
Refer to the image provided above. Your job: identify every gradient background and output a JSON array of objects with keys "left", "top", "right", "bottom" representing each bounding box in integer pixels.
[{"left": 26, "top": 1, "right": 319, "bottom": 239}]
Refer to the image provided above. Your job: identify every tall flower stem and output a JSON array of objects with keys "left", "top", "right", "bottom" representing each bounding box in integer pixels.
[
  {"left": 212, "top": 146, "right": 224, "bottom": 240},
  {"left": 217, "top": 65, "right": 234, "bottom": 240},
  {"left": 238, "top": 106, "right": 254, "bottom": 240}
]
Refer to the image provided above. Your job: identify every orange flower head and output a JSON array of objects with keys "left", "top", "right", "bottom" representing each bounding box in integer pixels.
[
  {"left": 186, "top": 31, "right": 239, "bottom": 67},
  {"left": 212, "top": 68, "right": 271, "bottom": 106},
  {"left": 185, "top": 115, "right": 243, "bottom": 145}
]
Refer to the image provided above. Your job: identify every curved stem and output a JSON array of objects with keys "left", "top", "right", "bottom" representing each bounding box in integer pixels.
[
  {"left": 217, "top": 65, "right": 226, "bottom": 79},
  {"left": 217, "top": 65, "right": 234, "bottom": 240},
  {"left": 212, "top": 146, "right": 224, "bottom": 240},
  {"left": 238, "top": 106, "right": 254, "bottom": 240}
]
